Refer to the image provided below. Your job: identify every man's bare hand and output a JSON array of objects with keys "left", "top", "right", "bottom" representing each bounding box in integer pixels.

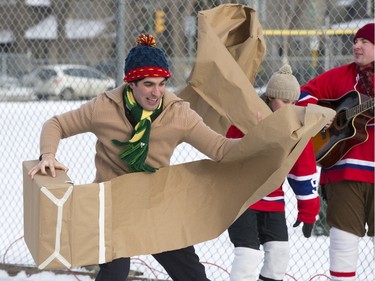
[{"left": 28, "top": 153, "right": 69, "bottom": 179}]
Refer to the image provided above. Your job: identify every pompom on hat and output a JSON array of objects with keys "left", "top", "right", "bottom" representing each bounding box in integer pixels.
[
  {"left": 353, "top": 23, "right": 374, "bottom": 45},
  {"left": 124, "top": 33, "right": 172, "bottom": 82},
  {"left": 265, "top": 64, "right": 300, "bottom": 101}
]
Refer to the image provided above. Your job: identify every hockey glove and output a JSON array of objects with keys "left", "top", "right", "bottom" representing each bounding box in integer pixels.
[{"left": 293, "top": 220, "right": 314, "bottom": 238}]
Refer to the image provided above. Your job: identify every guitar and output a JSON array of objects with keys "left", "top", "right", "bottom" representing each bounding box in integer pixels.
[{"left": 311, "top": 90, "right": 374, "bottom": 169}]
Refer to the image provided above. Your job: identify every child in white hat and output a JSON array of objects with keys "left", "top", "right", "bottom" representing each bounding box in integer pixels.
[{"left": 227, "top": 64, "right": 319, "bottom": 281}]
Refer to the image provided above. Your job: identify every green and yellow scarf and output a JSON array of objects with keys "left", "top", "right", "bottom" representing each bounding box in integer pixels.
[{"left": 112, "top": 85, "right": 162, "bottom": 173}]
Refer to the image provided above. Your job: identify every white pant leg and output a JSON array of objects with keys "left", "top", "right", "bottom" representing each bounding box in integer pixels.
[
  {"left": 330, "top": 227, "right": 359, "bottom": 281},
  {"left": 259, "top": 241, "right": 289, "bottom": 281},
  {"left": 230, "top": 247, "right": 262, "bottom": 281}
]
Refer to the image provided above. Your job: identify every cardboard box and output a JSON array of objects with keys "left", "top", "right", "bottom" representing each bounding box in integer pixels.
[{"left": 23, "top": 160, "right": 112, "bottom": 269}]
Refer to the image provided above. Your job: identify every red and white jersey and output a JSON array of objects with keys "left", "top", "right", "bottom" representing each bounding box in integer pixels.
[
  {"left": 298, "top": 62, "right": 374, "bottom": 185},
  {"left": 226, "top": 125, "right": 320, "bottom": 224}
]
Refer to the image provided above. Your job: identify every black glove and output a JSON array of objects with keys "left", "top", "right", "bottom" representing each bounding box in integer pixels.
[{"left": 293, "top": 220, "right": 314, "bottom": 238}]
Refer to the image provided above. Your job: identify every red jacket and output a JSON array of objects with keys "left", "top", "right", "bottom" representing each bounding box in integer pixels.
[
  {"left": 298, "top": 62, "right": 374, "bottom": 185},
  {"left": 226, "top": 125, "right": 320, "bottom": 224}
]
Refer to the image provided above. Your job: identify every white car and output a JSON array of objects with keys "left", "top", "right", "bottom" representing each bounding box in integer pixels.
[{"left": 31, "top": 64, "right": 115, "bottom": 100}]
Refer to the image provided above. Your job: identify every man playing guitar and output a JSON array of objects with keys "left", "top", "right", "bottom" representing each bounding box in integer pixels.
[{"left": 297, "top": 23, "right": 374, "bottom": 281}]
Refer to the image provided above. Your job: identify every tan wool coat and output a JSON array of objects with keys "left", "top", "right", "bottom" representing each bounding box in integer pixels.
[{"left": 40, "top": 84, "right": 239, "bottom": 182}]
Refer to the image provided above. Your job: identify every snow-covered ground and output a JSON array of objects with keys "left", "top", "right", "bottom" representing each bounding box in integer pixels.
[
  {"left": 0, "top": 100, "right": 373, "bottom": 281},
  {"left": 0, "top": 270, "right": 94, "bottom": 281}
]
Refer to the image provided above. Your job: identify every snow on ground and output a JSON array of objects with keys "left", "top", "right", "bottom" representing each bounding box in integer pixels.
[{"left": 0, "top": 270, "right": 93, "bottom": 281}]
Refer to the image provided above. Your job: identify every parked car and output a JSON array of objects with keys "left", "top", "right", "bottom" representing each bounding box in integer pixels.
[
  {"left": 0, "top": 75, "right": 36, "bottom": 101},
  {"left": 28, "top": 64, "right": 115, "bottom": 100},
  {"left": 0, "top": 75, "right": 19, "bottom": 88},
  {"left": 95, "top": 58, "right": 117, "bottom": 79},
  {"left": 20, "top": 68, "right": 41, "bottom": 87}
]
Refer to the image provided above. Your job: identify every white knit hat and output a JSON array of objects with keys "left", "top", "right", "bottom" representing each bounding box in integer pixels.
[{"left": 265, "top": 64, "right": 300, "bottom": 101}]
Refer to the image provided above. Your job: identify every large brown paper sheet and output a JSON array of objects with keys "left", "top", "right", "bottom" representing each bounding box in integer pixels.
[
  {"left": 179, "top": 4, "right": 268, "bottom": 135},
  {"left": 110, "top": 103, "right": 334, "bottom": 259},
  {"left": 22, "top": 104, "right": 334, "bottom": 269},
  {"left": 22, "top": 4, "right": 335, "bottom": 270}
]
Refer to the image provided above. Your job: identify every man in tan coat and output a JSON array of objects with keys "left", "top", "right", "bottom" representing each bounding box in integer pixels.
[{"left": 28, "top": 33, "right": 240, "bottom": 281}]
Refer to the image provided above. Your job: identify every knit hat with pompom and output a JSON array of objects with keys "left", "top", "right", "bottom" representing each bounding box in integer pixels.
[
  {"left": 265, "top": 64, "right": 300, "bottom": 101},
  {"left": 124, "top": 33, "right": 172, "bottom": 82}
]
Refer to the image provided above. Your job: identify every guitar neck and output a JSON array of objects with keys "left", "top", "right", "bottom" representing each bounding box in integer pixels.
[{"left": 346, "top": 98, "right": 374, "bottom": 119}]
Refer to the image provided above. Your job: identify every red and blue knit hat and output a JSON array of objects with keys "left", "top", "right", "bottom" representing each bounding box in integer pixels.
[{"left": 124, "top": 34, "right": 172, "bottom": 82}]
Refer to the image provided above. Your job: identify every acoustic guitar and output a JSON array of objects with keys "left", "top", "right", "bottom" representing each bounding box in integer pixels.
[{"left": 311, "top": 90, "right": 374, "bottom": 169}]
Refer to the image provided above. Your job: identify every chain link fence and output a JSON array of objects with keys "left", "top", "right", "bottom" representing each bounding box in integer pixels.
[{"left": 0, "top": 0, "right": 373, "bottom": 280}]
